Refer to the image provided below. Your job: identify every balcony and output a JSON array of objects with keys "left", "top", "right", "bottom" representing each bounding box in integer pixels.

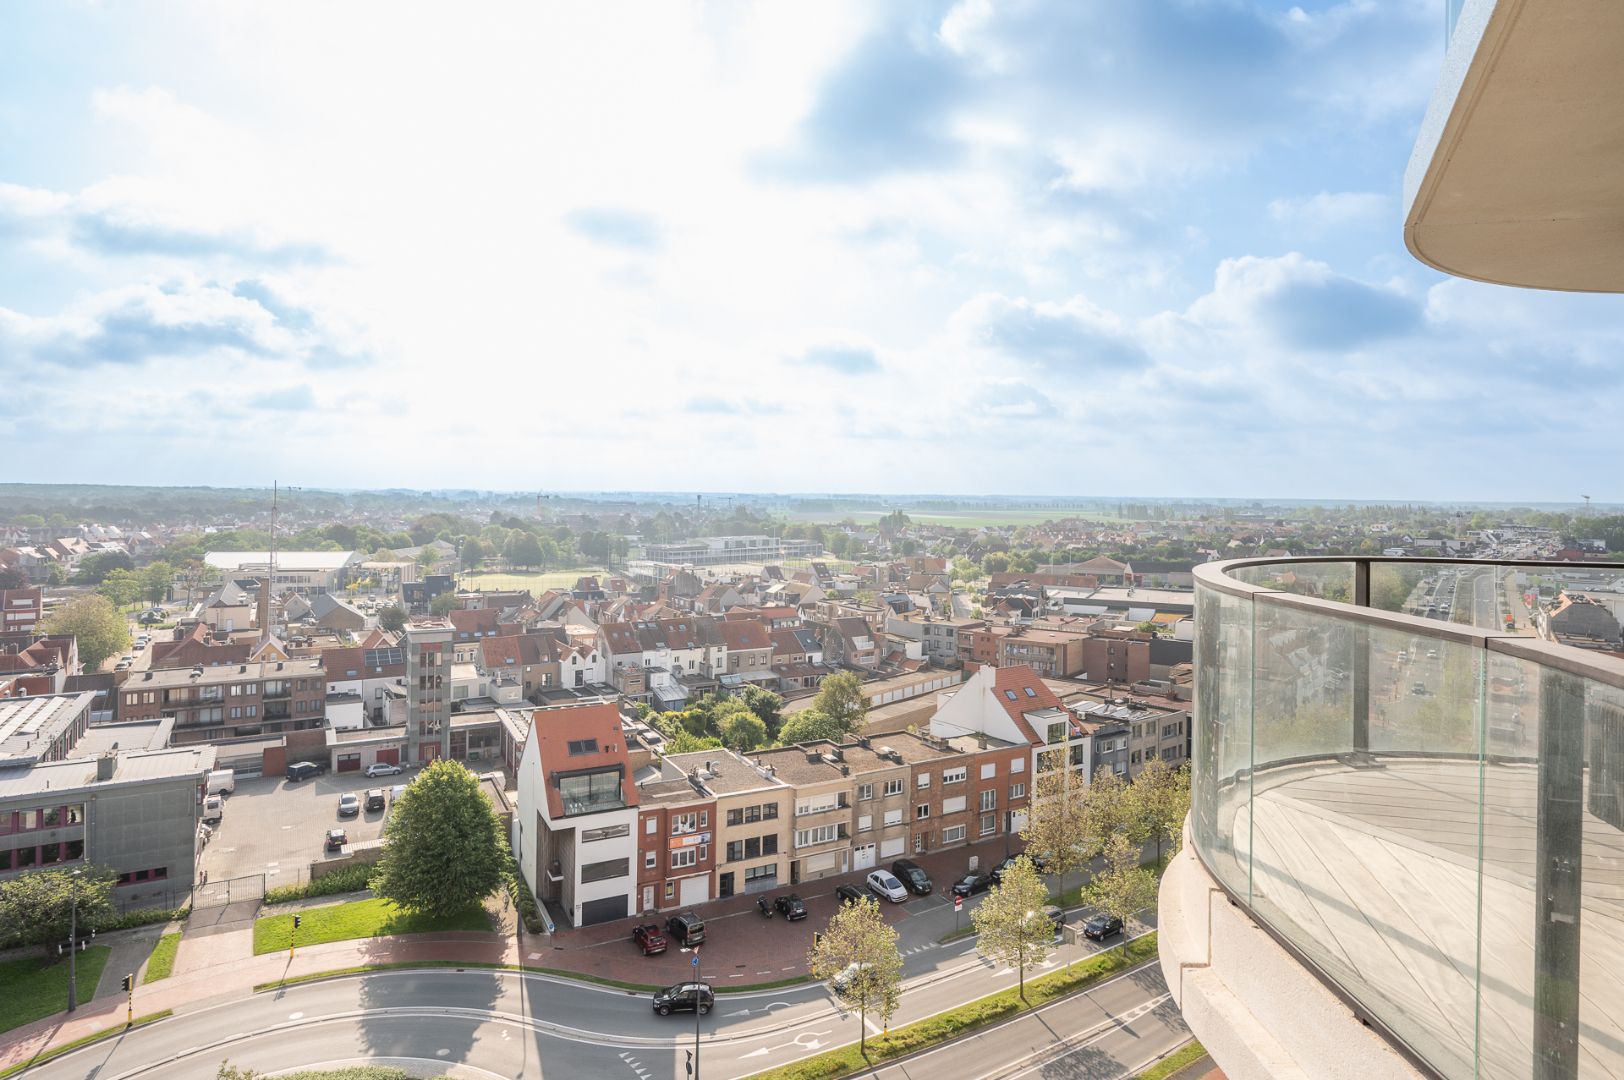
[
  {"left": 1162, "top": 556, "right": 1624, "bottom": 1080},
  {"left": 1405, "top": 1, "right": 1624, "bottom": 291}
]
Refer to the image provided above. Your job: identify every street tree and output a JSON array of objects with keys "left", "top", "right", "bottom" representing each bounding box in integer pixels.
[
  {"left": 97, "top": 568, "right": 141, "bottom": 611},
  {"left": 460, "top": 537, "right": 486, "bottom": 571},
  {"left": 41, "top": 595, "right": 129, "bottom": 671},
  {"left": 971, "top": 856, "right": 1054, "bottom": 999},
  {"left": 141, "top": 561, "right": 173, "bottom": 606},
  {"left": 0, "top": 865, "right": 116, "bottom": 956},
  {"left": 807, "top": 672, "right": 866, "bottom": 737},
  {"left": 808, "top": 896, "right": 903, "bottom": 1054},
  {"left": 1128, "top": 759, "right": 1191, "bottom": 863},
  {"left": 1020, "top": 765, "right": 1084, "bottom": 901},
  {"left": 374, "top": 759, "right": 506, "bottom": 918},
  {"left": 1079, "top": 764, "right": 1134, "bottom": 859},
  {"left": 377, "top": 605, "right": 407, "bottom": 633},
  {"left": 1083, "top": 832, "right": 1159, "bottom": 930}
]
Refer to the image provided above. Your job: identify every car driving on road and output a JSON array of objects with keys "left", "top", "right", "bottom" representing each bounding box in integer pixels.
[
  {"left": 1082, "top": 913, "right": 1124, "bottom": 940},
  {"left": 652, "top": 982, "right": 713, "bottom": 1016}
]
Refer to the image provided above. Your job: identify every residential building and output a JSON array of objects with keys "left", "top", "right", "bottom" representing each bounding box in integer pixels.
[
  {"left": 118, "top": 660, "right": 327, "bottom": 744},
  {"left": 514, "top": 700, "right": 639, "bottom": 926},
  {"left": 657, "top": 750, "right": 788, "bottom": 899},
  {"left": 929, "top": 664, "right": 1096, "bottom": 784},
  {"left": 1078, "top": 632, "right": 1151, "bottom": 685},
  {"left": 404, "top": 619, "right": 452, "bottom": 763},
  {"left": 996, "top": 626, "right": 1088, "bottom": 677},
  {"left": 149, "top": 625, "right": 254, "bottom": 671},
  {"left": 633, "top": 772, "right": 717, "bottom": 911},
  {"left": 0, "top": 635, "right": 78, "bottom": 698},
  {"left": 0, "top": 587, "right": 42, "bottom": 634},
  {"left": 643, "top": 535, "right": 823, "bottom": 567},
  {"left": 715, "top": 619, "right": 773, "bottom": 686},
  {"left": 823, "top": 616, "right": 881, "bottom": 670},
  {"left": 885, "top": 612, "right": 984, "bottom": 666},
  {"left": 768, "top": 627, "right": 828, "bottom": 691},
  {"left": 320, "top": 643, "right": 407, "bottom": 723},
  {"left": 749, "top": 743, "right": 856, "bottom": 884}
]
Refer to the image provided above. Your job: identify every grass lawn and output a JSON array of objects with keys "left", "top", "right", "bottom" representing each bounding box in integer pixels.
[
  {"left": 457, "top": 568, "right": 609, "bottom": 593},
  {"left": 1134, "top": 1041, "right": 1207, "bottom": 1079},
  {"left": 252, "top": 898, "right": 491, "bottom": 955},
  {"left": 752, "top": 933, "right": 1159, "bottom": 1080},
  {"left": 142, "top": 932, "right": 181, "bottom": 984},
  {"left": 0, "top": 946, "right": 111, "bottom": 1035}
]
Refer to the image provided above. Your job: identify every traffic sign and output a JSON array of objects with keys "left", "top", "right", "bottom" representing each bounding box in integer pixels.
[
  {"left": 692, "top": 953, "right": 699, "bottom": 968},
  {"left": 954, "top": 895, "right": 963, "bottom": 912}
]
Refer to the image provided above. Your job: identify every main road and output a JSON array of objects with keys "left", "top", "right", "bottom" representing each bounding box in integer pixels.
[{"left": 21, "top": 933, "right": 1185, "bottom": 1080}]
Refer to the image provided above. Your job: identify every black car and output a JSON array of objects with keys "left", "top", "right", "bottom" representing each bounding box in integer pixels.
[
  {"left": 951, "top": 870, "right": 993, "bottom": 898},
  {"left": 990, "top": 856, "right": 1020, "bottom": 884},
  {"left": 1082, "top": 914, "right": 1124, "bottom": 941},
  {"left": 890, "top": 859, "right": 932, "bottom": 896},
  {"left": 834, "top": 883, "right": 866, "bottom": 906},
  {"left": 286, "top": 761, "right": 326, "bottom": 782},
  {"left": 774, "top": 893, "right": 807, "bottom": 920},
  {"left": 652, "top": 981, "right": 713, "bottom": 1016},
  {"left": 665, "top": 911, "right": 706, "bottom": 946},
  {"left": 364, "top": 788, "right": 386, "bottom": 812}
]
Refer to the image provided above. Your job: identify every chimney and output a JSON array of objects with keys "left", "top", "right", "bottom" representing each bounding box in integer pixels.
[{"left": 96, "top": 753, "right": 115, "bottom": 781}]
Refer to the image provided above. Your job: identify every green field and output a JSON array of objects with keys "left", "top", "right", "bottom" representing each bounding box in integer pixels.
[
  {"left": 786, "top": 507, "right": 1126, "bottom": 528},
  {"left": 456, "top": 568, "right": 611, "bottom": 594},
  {"left": 0, "top": 946, "right": 111, "bottom": 1034},
  {"left": 253, "top": 898, "right": 491, "bottom": 955}
]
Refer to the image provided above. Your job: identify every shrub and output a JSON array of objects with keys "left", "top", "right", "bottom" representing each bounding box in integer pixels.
[
  {"left": 501, "top": 850, "right": 546, "bottom": 933},
  {"left": 264, "top": 864, "right": 377, "bottom": 905}
]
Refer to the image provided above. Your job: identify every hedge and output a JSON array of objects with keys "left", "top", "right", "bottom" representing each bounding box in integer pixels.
[
  {"left": 0, "top": 905, "right": 185, "bottom": 951},
  {"left": 502, "top": 850, "right": 547, "bottom": 934},
  {"left": 263, "top": 864, "right": 377, "bottom": 905}
]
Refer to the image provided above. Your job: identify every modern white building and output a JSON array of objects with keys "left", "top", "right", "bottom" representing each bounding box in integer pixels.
[{"left": 202, "top": 550, "right": 362, "bottom": 594}]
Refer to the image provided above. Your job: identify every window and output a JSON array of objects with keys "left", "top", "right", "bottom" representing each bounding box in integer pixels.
[
  {"left": 943, "top": 767, "right": 966, "bottom": 785},
  {"left": 699, "top": 811, "right": 708, "bottom": 828},
  {"left": 1011, "top": 756, "right": 1025, "bottom": 774},
  {"left": 580, "top": 858, "right": 630, "bottom": 883},
  {"left": 1164, "top": 722, "right": 1183, "bottom": 738},
  {"left": 1010, "top": 782, "right": 1025, "bottom": 800},
  {"left": 726, "top": 808, "right": 742, "bottom": 827},
  {"left": 917, "top": 774, "right": 930, "bottom": 789},
  {"left": 644, "top": 850, "right": 657, "bottom": 869},
  {"left": 744, "top": 864, "right": 776, "bottom": 884},
  {"left": 858, "top": 783, "right": 873, "bottom": 801},
  {"left": 583, "top": 823, "right": 629, "bottom": 842},
  {"left": 883, "top": 808, "right": 903, "bottom": 827},
  {"left": 979, "top": 789, "right": 996, "bottom": 811},
  {"left": 979, "top": 762, "right": 996, "bottom": 780},
  {"left": 665, "top": 882, "right": 675, "bottom": 900},
  {"left": 883, "top": 778, "right": 903, "bottom": 797},
  {"left": 857, "top": 814, "right": 873, "bottom": 833},
  {"left": 915, "top": 804, "right": 930, "bottom": 820},
  {"left": 1004, "top": 690, "right": 1017, "bottom": 701},
  {"left": 763, "top": 803, "right": 779, "bottom": 820},
  {"left": 671, "top": 847, "right": 697, "bottom": 869},
  {"left": 980, "top": 813, "right": 997, "bottom": 836},
  {"left": 795, "top": 823, "right": 842, "bottom": 848},
  {"left": 672, "top": 813, "right": 698, "bottom": 835},
  {"left": 942, "top": 825, "right": 966, "bottom": 844},
  {"left": 698, "top": 844, "right": 708, "bottom": 862},
  {"left": 942, "top": 795, "right": 966, "bottom": 815},
  {"left": 567, "top": 738, "right": 600, "bottom": 756},
  {"left": 646, "top": 818, "right": 658, "bottom": 835},
  {"left": 795, "top": 793, "right": 846, "bottom": 816},
  {"left": 762, "top": 834, "right": 777, "bottom": 855}
]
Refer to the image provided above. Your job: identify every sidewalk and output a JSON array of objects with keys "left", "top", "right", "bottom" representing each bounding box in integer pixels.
[{"left": 0, "top": 835, "right": 1032, "bottom": 1072}]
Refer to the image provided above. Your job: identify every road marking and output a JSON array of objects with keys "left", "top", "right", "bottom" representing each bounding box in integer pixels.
[
  {"left": 780, "top": 966, "right": 796, "bottom": 971},
  {"left": 287, "top": 1011, "right": 304, "bottom": 1020},
  {"left": 863, "top": 1016, "right": 882, "bottom": 1035},
  {"left": 740, "top": 1029, "right": 831, "bottom": 1059}
]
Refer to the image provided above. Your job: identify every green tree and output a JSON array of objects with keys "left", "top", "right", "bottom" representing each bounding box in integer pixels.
[
  {"left": 806, "top": 671, "right": 866, "bottom": 737},
  {"left": 97, "top": 567, "right": 141, "bottom": 610},
  {"left": 1128, "top": 759, "right": 1191, "bottom": 863},
  {"left": 460, "top": 537, "right": 486, "bottom": 571},
  {"left": 808, "top": 897, "right": 903, "bottom": 1054},
  {"left": 1084, "top": 831, "right": 1159, "bottom": 928},
  {"left": 140, "top": 561, "right": 173, "bottom": 606},
  {"left": 506, "top": 533, "right": 545, "bottom": 570},
  {"left": 718, "top": 708, "right": 768, "bottom": 751},
  {"left": 777, "top": 708, "right": 848, "bottom": 746},
  {"left": 374, "top": 759, "right": 506, "bottom": 918},
  {"left": 0, "top": 865, "right": 116, "bottom": 957},
  {"left": 72, "top": 551, "right": 134, "bottom": 585},
  {"left": 418, "top": 547, "right": 440, "bottom": 571},
  {"left": 430, "top": 591, "right": 458, "bottom": 616},
  {"left": 737, "top": 684, "right": 785, "bottom": 737},
  {"left": 0, "top": 566, "right": 26, "bottom": 590},
  {"left": 1020, "top": 765, "right": 1084, "bottom": 901},
  {"left": 377, "top": 604, "right": 407, "bottom": 633},
  {"left": 971, "top": 856, "right": 1054, "bottom": 999},
  {"left": 41, "top": 595, "right": 129, "bottom": 670}
]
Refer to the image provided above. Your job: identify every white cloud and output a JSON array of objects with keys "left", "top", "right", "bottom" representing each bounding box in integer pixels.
[{"left": 1266, "top": 191, "right": 1390, "bottom": 234}]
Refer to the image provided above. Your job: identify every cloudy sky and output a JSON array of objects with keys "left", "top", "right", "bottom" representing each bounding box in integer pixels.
[{"left": 1, "top": 1, "right": 1617, "bottom": 501}]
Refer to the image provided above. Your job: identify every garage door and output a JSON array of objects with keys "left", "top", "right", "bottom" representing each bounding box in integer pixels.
[
  {"left": 804, "top": 852, "right": 838, "bottom": 877},
  {"left": 880, "top": 837, "right": 905, "bottom": 859},
  {"left": 376, "top": 748, "right": 400, "bottom": 766},
  {"left": 580, "top": 894, "right": 628, "bottom": 926},
  {"left": 679, "top": 875, "right": 709, "bottom": 907},
  {"left": 852, "top": 843, "right": 876, "bottom": 871},
  {"left": 336, "top": 753, "right": 361, "bottom": 773}
]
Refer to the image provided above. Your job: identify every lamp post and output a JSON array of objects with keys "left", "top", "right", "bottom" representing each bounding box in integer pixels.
[
  {"left": 66, "top": 868, "right": 83, "bottom": 1013},
  {"left": 692, "top": 948, "right": 702, "bottom": 1080}
]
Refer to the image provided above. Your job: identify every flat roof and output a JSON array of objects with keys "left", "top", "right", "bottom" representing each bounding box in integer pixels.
[
  {"left": 69, "top": 719, "right": 173, "bottom": 757},
  {"left": 0, "top": 744, "right": 216, "bottom": 799},
  {"left": 663, "top": 749, "right": 783, "bottom": 794},
  {"left": 0, "top": 692, "right": 94, "bottom": 765},
  {"left": 131, "top": 659, "right": 324, "bottom": 689},
  {"left": 203, "top": 551, "right": 358, "bottom": 571}
]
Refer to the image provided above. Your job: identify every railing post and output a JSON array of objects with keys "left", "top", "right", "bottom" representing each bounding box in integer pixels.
[
  {"left": 1352, "top": 561, "right": 1371, "bottom": 756},
  {"left": 1533, "top": 668, "right": 1583, "bottom": 1080}
]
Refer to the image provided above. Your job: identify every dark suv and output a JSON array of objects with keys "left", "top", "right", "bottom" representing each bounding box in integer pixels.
[
  {"left": 773, "top": 893, "right": 807, "bottom": 920},
  {"left": 890, "top": 859, "right": 932, "bottom": 895},
  {"left": 653, "top": 981, "right": 713, "bottom": 1016},
  {"left": 286, "top": 761, "right": 326, "bottom": 782},
  {"left": 665, "top": 911, "right": 705, "bottom": 946}
]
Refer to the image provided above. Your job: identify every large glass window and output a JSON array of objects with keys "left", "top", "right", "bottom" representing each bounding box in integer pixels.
[{"left": 558, "top": 770, "right": 623, "bottom": 814}]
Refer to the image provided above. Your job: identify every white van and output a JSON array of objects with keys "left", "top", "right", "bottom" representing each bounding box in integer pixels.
[
  {"left": 201, "top": 794, "right": 224, "bottom": 823},
  {"left": 206, "top": 768, "right": 236, "bottom": 795}
]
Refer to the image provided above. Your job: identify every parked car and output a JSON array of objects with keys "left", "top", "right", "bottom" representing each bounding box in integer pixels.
[
  {"left": 1040, "top": 905, "right": 1065, "bottom": 938},
  {"left": 286, "top": 761, "right": 325, "bottom": 782},
  {"left": 324, "top": 828, "right": 347, "bottom": 852},
  {"left": 201, "top": 795, "right": 224, "bottom": 823},
  {"left": 337, "top": 793, "right": 360, "bottom": 817},
  {"left": 866, "top": 870, "right": 908, "bottom": 903},
  {"left": 364, "top": 789, "right": 386, "bottom": 812},
  {"left": 665, "top": 911, "right": 705, "bottom": 946},
  {"left": 774, "top": 893, "right": 807, "bottom": 920},
  {"left": 631, "top": 924, "right": 668, "bottom": 955},
  {"left": 652, "top": 982, "right": 713, "bottom": 1016},
  {"left": 365, "top": 761, "right": 403, "bottom": 778},
  {"left": 890, "top": 859, "right": 932, "bottom": 895},
  {"left": 834, "top": 883, "right": 866, "bottom": 906},
  {"left": 951, "top": 870, "right": 993, "bottom": 898},
  {"left": 990, "top": 856, "right": 1020, "bottom": 884},
  {"left": 1082, "top": 914, "right": 1124, "bottom": 941},
  {"left": 831, "top": 961, "right": 871, "bottom": 994}
]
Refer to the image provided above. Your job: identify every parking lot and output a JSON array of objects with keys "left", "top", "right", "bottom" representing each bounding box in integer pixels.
[{"left": 197, "top": 766, "right": 411, "bottom": 889}]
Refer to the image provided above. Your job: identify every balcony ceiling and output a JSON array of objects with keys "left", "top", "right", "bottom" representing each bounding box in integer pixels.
[{"left": 1404, "top": 0, "right": 1624, "bottom": 292}]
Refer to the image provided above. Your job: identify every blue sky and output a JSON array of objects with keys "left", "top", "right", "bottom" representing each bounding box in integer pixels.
[{"left": 0, "top": 1, "right": 1618, "bottom": 501}]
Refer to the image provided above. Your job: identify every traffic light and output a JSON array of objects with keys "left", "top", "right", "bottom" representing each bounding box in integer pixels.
[
  {"left": 293, "top": 914, "right": 302, "bottom": 930},
  {"left": 121, "top": 974, "right": 133, "bottom": 992},
  {"left": 812, "top": 931, "right": 823, "bottom": 949}
]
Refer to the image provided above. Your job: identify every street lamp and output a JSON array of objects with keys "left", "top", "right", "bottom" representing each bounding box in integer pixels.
[
  {"left": 66, "top": 868, "right": 83, "bottom": 1013},
  {"left": 692, "top": 948, "right": 702, "bottom": 1080}
]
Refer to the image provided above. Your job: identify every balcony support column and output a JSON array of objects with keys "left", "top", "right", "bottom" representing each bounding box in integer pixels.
[
  {"left": 1533, "top": 668, "right": 1584, "bottom": 1080},
  {"left": 1352, "top": 561, "right": 1371, "bottom": 756}
]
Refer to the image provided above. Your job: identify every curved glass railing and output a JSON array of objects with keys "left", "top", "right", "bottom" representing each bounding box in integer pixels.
[{"left": 1194, "top": 557, "right": 1624, "bottom": 1080}]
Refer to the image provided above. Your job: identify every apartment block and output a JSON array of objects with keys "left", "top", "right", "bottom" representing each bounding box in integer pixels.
[
  {"left": 885, "top": 611, "right": 984, "bottom": 665},
  {"left": 405, "top": 619, "right": 452, "bottom": 763},
  {"left": 653, "top": 749, "right": 791, "bottom": 902},
  {"left": 633, "top": 775, "right": 717, "bottom": 912},
  {"left": 119, "top": 660, "right": 327, "bottom": 744}
]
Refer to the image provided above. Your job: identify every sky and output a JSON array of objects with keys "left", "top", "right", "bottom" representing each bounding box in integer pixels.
[{"left": 0, "top": 0, "right": 1618, "bottom": 502}]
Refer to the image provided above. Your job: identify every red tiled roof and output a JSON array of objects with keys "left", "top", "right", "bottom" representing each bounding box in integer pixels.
[
  {"left": 530, "top": 701, "right": 637, "bottom": 818},
  {"left": 715, "top": 620, "right": 770, "bottom": 652},
  {"left": 992, "top": 665, "right": 1065, "bottom": 744}
]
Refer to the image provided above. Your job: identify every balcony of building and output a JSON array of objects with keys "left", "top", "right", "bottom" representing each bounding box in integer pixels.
[
  {"left": 1405, "top": 1, "right": 1624, "bottom": 291},
  {"left": 1161, "top": 556, "right": 1624, "bottom": 1080}
]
